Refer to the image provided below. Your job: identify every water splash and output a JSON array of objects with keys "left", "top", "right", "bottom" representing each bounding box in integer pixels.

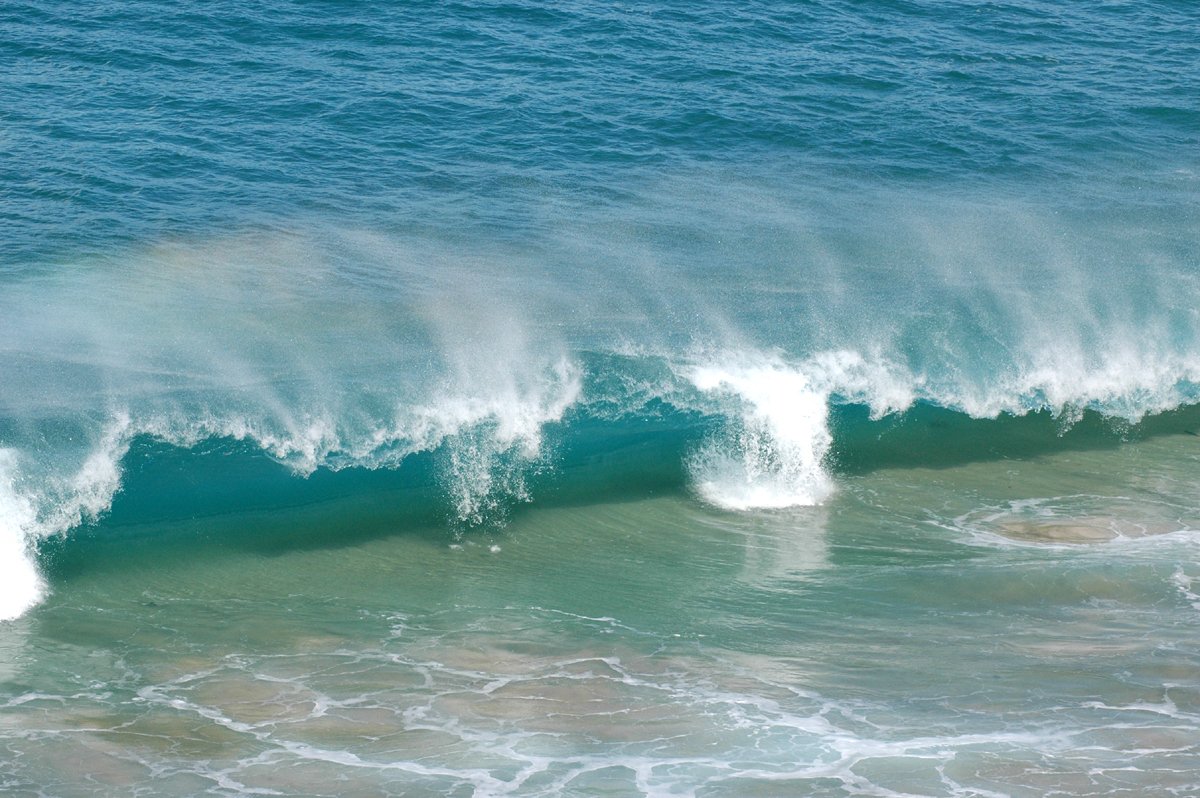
[
  {"left": 0, "top": 451, "right": 43, "bottom": 620},
  {"left": 686, "top": 359, "right": 836, "bottom": 510}
]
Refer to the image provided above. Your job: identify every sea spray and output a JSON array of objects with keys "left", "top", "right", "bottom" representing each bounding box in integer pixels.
[{"left": 431, "top": 357, "right": 582, "bottom": 525}]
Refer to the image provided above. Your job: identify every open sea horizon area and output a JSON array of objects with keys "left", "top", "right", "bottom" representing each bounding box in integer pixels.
[{"left": 2, "top": 1, "right": 1199, "bottom": 795}]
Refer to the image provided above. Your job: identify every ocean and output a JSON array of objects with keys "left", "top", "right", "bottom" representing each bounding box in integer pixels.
[{"left": 2, "top": 1, "right": 1199, "bottom": 795}]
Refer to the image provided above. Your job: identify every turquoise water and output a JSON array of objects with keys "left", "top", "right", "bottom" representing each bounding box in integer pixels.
[{"left": 3, "top": 1, "right": 1200, "bottom": 795}]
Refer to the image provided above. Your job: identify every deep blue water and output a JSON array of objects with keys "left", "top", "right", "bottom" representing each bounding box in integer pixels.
[{"left": 5, "top": 0, "right": 1197, "bottom": 262}]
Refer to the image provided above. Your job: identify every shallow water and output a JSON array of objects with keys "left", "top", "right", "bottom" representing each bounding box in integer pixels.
[{"left": 4, "top": 430, "right": 1200, "bottom": 796}]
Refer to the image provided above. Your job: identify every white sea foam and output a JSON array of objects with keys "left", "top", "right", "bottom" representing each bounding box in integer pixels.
[
  {"left": 0, "top": 451, "right": 43, "bottom": 621},
  {"left": 686, "top": 357, "right": 836, "bottom": 510},
  {"left": 425, "top": 356, "right": 582, "bottom": 525},
  {"left": 0, "top": 417, "right": 139, "bottom": 622},
  {"left": 684, "top": 350, "right": 914, "bottom": 510},
  {"left": 1171, "top": 569, "right": 1200, "bottom": 612}
]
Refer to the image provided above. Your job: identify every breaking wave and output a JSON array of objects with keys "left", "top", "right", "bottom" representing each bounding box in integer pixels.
[
  {"left": 3, "top": 182, "right": 1200, "bottom": 619},
  {"left": 5, "top": 340, "right": 1200, "bottom": 620}
]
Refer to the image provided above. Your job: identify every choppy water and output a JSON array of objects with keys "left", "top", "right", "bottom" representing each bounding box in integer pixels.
[{"left": 2, "top": 0, "right": 1199, "bottom": 795}]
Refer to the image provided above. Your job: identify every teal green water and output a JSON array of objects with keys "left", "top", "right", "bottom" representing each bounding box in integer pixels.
[{"left": 3, "top": 0, "right": 1200, "bottom": 794}]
